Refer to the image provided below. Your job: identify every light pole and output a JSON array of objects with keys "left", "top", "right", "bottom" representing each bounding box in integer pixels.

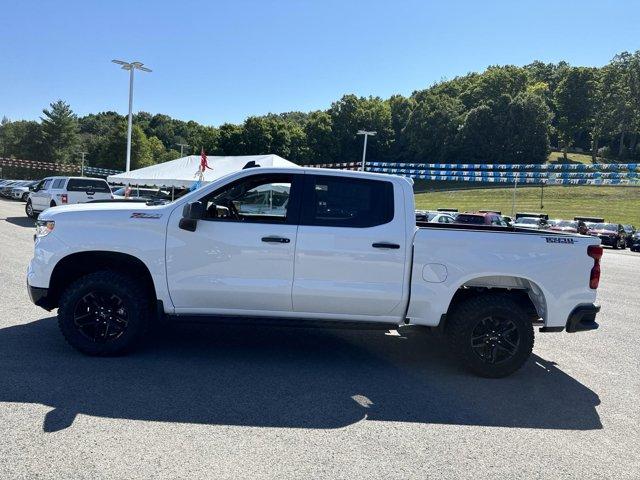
[
  {"left": 112, "top": 60, "right": 152, "bottom": 172},
  {"left": 176, "top": 143, "right": 190, "bottom": 157},
  {"left": 357, "top": 130, "right": 376, "bottom": 171},
  {"left": 78, "top": 151, "right": 88, "bottom": 176}
]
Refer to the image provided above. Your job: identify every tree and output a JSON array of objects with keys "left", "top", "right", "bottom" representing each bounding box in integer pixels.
[
  {"left": 554, "top": 68, "right": 596, "bottom": 159},
  {"left": 505, "top": 92, "right": 551, "bottom": 164},
  {"left": 405, "top": 93, "right": 463, "bottom": 162},
  {"left": 304, "top": 111, "right": 338, "bottom": 164},
  {"left": 41, "top": 100, "right": 79, "bottom": 162}
]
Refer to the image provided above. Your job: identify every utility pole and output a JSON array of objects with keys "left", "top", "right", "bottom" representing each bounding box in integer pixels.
[
  {"left": 357, "top": 130, "right": 376, "bottom": 171},
  {"left": 176, "top": 143, "right": 190, "bottom": 157},
  {"left": 540, "top": 180, "right": 545, "bottom": 209},
  {"left": 112, "top": 60, "right": 152, "bottom": 171},
  {"left": 78, "top": 151, "right": 88, "bottom": 176},
  {"left": 511, "top": 177, "right": 518, "bottom": 217}
]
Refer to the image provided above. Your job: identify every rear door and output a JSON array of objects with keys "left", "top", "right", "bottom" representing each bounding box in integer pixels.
[
  {"left": 292, "top": 174, "right": 407, "bottom": 318},
  {"left": 50, "top": 178, "right": 67, "bottom": 205}
]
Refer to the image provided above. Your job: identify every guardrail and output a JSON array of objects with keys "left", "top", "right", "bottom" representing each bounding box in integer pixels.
[{"left": 0, "top": 158, "right": 122, "bottom": 177}]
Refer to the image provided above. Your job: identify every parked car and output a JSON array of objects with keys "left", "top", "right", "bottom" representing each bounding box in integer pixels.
[
  {"left": 630, "top": 232, "right": 640, "bottom": 252},
  {"left": 0, "top": 180, "right": 21, "bottom": 197},
  {"left": 549, "top": 220, "right": 578, "bottom": 233},
  {"left": 428, "top": 212, "right": 456, "bottom": 224},
  {"left": 28, "top": 168, "right": 603, "bottom": 378},
  {"left": 26, "top": 176, "right": 112, "bottom": 218},
  {"left": 513, "top": 216, "right": 548, "bottom": 229},
  {"left": 10, "top": 180, "right": 39, "bottom": 201},
  {"left": 111, "top": 187, "right": 171, "bottom": 201},
  {"left": 454, "top": 212, "right": 507, "bottom": 226},
  {"left": 622, "top": 224, "right": 636, "bottom": 247},
  {"left": 588, "top": 223, "right": 626, "bottom": 249}
]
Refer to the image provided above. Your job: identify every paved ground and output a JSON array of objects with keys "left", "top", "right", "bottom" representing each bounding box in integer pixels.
[{"left": 0, "top": 198, "right": 638, "bottom": 479}]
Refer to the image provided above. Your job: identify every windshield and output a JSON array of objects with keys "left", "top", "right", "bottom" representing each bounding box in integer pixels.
[
  {"left": 455, "top": 214, "right": 485, "bottom": 225},
  {"left": 557, "top": 220, "right": 577, "bottom": 228},
  {"left": 517, "top": 217, "right": 538, "bottom": 224},
  {"left": 67, "top": 178, "right": 111, "bottom": 193},
  {"left": 593, "top": 223, "right": 617, "bottom": 231}
]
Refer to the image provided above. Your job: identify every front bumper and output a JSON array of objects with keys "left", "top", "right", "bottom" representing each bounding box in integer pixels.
[
  {"left": 566, "top": 304, "right": 600, "bottom": 333},
  {"left": 27, "top": 282, "right": 54, "bottom": 310}
]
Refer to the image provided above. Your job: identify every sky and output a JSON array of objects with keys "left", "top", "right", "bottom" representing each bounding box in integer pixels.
[{"left": 1, "top": 0, "right": 638, "bottom": 126}]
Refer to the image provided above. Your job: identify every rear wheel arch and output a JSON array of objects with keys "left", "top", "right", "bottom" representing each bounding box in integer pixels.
[
  {"left": 48, "top": 251, "right": 157, "bottom": 309},
  {"left": 445, "top": 275, "right": 547, "bottom": 328}
]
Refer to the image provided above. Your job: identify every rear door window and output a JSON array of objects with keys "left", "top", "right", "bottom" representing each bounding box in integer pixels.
[
  {"left": 301, "top": 175, "right": 394, "bottom": 228},
  {"left": 66, "top": 178, "right": 111, "bottom": 193},
  {"left": 52, "top": 179, "right": 66, "bottom": 189}
]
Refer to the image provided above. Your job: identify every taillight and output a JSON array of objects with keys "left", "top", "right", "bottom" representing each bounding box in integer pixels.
[
  {"left": 61, "top": 194, "right": 68, "bottom": 204},
  {"left": 587, "top": 245, "right": 603, "bottom": 289}
]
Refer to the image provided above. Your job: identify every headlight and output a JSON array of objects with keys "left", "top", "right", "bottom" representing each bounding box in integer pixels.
[{"left": 35, "top": 220, "right": 55, "bottom": 238}]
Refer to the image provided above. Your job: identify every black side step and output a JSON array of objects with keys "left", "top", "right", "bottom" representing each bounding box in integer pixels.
[{"left": 166, "top": 314, "right": 399, "bottom": 331}]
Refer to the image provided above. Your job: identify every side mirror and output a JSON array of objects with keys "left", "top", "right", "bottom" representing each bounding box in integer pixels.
[{"left": 179, "top": 201, "right": 204, "bottom": 232}]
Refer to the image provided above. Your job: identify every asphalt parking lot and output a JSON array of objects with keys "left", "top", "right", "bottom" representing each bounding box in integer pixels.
[{"left": 0, "top": 198, "right": 638, "bottom": 479}]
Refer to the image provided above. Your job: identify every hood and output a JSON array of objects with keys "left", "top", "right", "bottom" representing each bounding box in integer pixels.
[{"left": 38, "top": 200, "right": 171, "bottom": 221}]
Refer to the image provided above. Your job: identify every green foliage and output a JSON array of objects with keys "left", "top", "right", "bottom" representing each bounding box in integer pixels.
[{"left": 40, "top": 100, "right": 79, "bottom": 163}]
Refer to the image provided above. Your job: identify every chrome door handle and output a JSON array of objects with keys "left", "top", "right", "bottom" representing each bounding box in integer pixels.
[
  {"left": 262, "top": 236, "right": 290, "bottom": 244},
  {"left": 372, "top": 242, "right": 400, "bottom": 249}
]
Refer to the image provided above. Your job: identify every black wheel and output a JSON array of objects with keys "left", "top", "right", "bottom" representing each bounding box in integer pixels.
[
  {"left": 21, "top": 192, "right": 29, "bottom": 202},
  {"left": 50, "top": 201, "right": 56, "bottom": 208},
  {"left": 446, "top": 293, "right": 534, "bottom": 378},
  {"left": 25, "top": 200, "right": 37, "bottom": 219},
  {"left": 57, "top": 270, "right": 151, "bottom": 356}
]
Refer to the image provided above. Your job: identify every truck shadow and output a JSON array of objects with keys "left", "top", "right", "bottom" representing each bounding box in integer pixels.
[
  {"left": 3, "top": 216, "right": 35, "bottom": 228},
  {"left": 0, "top": 317, "right": 602, "bottom": 433}
]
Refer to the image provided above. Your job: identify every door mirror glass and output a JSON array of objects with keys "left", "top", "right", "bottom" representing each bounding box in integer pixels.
[
  {"left": 179, "top": 201, "right": 204, "bottom": 232},
  {"left": 182, "top": 201, "right": 204, "bottom": 220}
]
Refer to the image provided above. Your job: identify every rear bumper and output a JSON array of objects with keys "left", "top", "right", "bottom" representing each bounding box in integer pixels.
[{"left": 566, "top": 304, "right": 600, "bottom": 333}]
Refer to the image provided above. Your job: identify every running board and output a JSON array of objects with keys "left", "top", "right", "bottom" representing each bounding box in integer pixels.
[{"left": 166, "top": 314, "right": 399, "bottom": 331}]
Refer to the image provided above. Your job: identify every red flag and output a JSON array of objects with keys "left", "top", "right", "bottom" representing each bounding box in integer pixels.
[{"left": 200, "top": 147, "right": 213, "bottom": 171}]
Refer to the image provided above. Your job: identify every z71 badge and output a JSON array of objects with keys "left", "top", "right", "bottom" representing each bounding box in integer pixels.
[
  {"left": 545, "top": 237, "right": 575, "bottom": 244},
  {"left": 130, "top": 212, "right": 163, "bottom": 219}
]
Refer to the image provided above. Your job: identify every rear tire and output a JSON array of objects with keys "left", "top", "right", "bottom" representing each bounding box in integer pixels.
[
  {"left": 57, "top": 270, "right": 151, "bottom": 356},
  {"left": 446, "top": 293, "right": 534, "bottom": 378}
]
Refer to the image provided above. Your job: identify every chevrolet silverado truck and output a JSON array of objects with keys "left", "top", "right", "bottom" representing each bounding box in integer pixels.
[{"left": 27, "top": 167, "right": 603, "bottom": 377}]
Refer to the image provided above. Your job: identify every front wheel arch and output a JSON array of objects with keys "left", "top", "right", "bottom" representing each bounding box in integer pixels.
[{"left": 48, "top": 251, "right": 157, "bottom": 310}]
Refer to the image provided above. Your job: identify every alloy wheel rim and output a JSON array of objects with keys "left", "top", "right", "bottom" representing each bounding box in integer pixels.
[
  {"left": 470, "top": 315, "right": 520, "bottom": 364},
  {"left": 73, "top": 291, "right": 129, "bottom": 343}
]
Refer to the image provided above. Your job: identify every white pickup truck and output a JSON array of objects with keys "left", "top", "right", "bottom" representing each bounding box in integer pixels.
[{"left": 27, "top": 167, "right": 603, "bottom": 377}]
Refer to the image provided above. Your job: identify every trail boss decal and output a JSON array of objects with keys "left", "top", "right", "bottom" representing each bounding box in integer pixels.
[
  {"left": 545, "top": 237, "right": 575, "bottom": 244},
  {"left": 130, "top": 212, "right": 163, "bottom": 219}
]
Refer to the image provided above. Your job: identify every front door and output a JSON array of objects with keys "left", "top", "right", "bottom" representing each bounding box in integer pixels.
[
  {"left": 31, "top": 178, "right": 52, "bottom": 211},
  {"left": 166, "top": 172, "right": 303, "bottom": 314},
  {"left": 292, "top": 174, "right": 407, "bottom": 319}
]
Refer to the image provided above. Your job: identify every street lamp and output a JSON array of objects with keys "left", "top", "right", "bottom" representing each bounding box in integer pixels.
[
  {"left": 112, "top": 59, "right": 152, "bottom": 172},
  {"left": 357, "top": 130, "right": 376, "bottom": 171},
  {"left": 176, "top": 143, "right": 190, "bottom": 157}
]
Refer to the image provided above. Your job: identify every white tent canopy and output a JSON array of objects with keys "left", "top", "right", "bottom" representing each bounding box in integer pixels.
[{"left": 107, "top": 154, "right": 299, "bottom": 188}]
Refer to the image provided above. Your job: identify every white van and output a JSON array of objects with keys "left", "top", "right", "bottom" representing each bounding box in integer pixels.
[{"left": 26, "top": 176, "right": 112, "bottom": 218}]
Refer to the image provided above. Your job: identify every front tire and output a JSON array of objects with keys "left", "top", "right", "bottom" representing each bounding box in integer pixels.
[
  {"left": 446, "top": 293, "right": 534, "bottom": 378},
  {"left": 25, "top": 200, "right": 37, "bottom": 219},
  {"left": 57, "top": 270, "right": 151, "bottom": 356}
]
